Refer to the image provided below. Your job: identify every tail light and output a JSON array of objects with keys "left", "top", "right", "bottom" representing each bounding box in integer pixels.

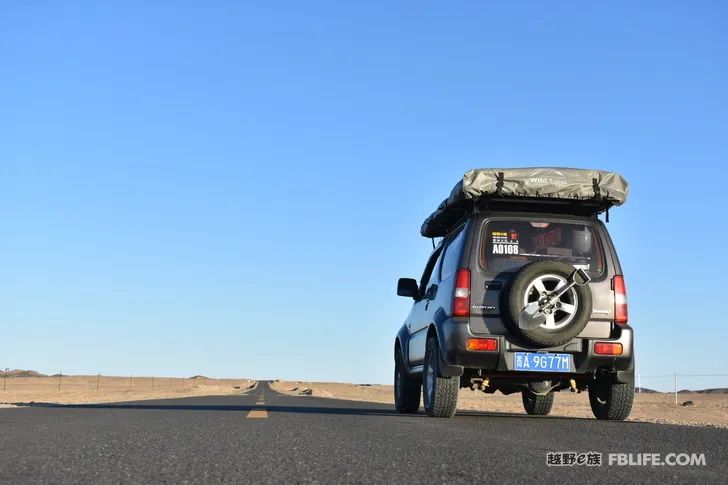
[
  {"left": 613, "top": 275, "right": 628, "bottom": 325},
  {"left": 452, "top": 268, "right": 471, "bottom": 317}
]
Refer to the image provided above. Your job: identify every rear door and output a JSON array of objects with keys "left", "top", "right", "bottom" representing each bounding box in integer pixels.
[{"left": 469, "top": 216, "right": 613, "bottom": 338}]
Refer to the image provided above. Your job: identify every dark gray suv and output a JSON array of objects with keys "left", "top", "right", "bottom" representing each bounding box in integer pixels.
[{"left": 394, "top": 169, "right": 634, "bottom": 420}]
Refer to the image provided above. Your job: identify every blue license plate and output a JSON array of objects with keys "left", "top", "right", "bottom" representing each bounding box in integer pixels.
[{"left": 514, "top": 352, "right": 571, "bottom": 372}]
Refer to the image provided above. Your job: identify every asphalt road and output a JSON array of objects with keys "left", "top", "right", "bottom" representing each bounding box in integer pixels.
[{"left": 0, "top": 382, "right": 725, "bottom": 484}]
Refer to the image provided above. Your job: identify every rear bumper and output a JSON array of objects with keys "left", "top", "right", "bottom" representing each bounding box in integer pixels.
[{"left": 438, "top": 319, "right": 634, "bottom": 382}]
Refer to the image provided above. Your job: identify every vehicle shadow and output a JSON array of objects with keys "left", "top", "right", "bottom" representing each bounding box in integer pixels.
[{"left": 13, "top": 401, "right": 599, "bottom": 421}]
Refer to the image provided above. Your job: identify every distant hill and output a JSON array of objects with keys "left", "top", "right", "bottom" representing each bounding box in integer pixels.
[
  {"left": 678, "top": 388, "right": 728, "bottom": 394},
  {"left": 636, "top": 387, "right": 728, "bottom": 394},
  {"left": 0, "top": 369, "right": 47, "bottom": 378}
]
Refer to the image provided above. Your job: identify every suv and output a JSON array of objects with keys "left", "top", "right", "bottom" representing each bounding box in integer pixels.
[{"left": 393, "top": 168, "right": 634, "bottom": 420}]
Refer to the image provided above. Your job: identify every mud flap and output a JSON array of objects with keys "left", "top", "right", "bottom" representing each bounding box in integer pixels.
[
  {"left": 615, "top": 369, "right": 635, "bottom": 384},
  {"left": 614, "top": 345, "right": 635, "bottom": 384},
  {"left": 439, "top": 353, "right": 464, "bottom": 377}
]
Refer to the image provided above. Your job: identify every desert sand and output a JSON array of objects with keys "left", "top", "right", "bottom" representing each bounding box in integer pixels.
[
  {"left": 4, "top": 374, "right": 726, "bottom": 428},
  {"left": 270, "top": 380, "right": 728, "bottom": 428},
  {"left": 0, "top": 374, "right": 255, "bottom": 405}
]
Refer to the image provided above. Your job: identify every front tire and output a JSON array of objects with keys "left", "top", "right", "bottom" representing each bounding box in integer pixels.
[
  {"left": 588, "top": 377, "right": 634, "bottom": 421},
  {"left": 394, "top": 346, "right": 421, "bottom": 413},
  {"left": 423, "top": 337, "right": 458, "bottom": 418},
  {"left": 521, "top": 391, "right": 554, "bottom": 415}
]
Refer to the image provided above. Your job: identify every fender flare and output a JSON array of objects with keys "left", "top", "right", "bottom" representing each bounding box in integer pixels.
[{"left": 395, "top": 325, "right": 413, "bottom": 374}]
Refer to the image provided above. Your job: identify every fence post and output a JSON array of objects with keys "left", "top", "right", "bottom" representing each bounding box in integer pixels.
[
  {"left": 129, "top": 375, "right": 133, "bottom": 390},
  {"left": 58, "top": 371, "right": 62, "bottom": 391},
  {"left": 637, "top": 373, "right": 641, "bottom": 394},
  {"left": 96, "top": 373, "right": 100, "bottom": 391}
]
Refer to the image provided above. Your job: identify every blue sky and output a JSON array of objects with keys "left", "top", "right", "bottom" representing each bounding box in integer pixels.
[{"left": 1, "top": 1, "right": 726, "bottom": 387}]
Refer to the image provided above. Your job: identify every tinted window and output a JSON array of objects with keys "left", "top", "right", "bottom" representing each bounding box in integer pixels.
[
  {"left": 481, "top": 220, "right": 604, "bottom": 275},
  {"left": 420, "top": 248, "right": 443, "bottom": 293}
]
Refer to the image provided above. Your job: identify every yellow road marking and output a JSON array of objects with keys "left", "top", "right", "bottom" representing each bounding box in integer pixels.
[
  {"left": 247, "top": 389, "right": 267, "bottom": 418},
  {"left": 247, "top": 409, "right": 268, "bottom": 419}
]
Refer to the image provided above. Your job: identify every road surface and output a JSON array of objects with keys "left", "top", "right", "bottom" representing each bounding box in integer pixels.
[{"left": 0, "top": 382, "right": 725, "bottom": 484}]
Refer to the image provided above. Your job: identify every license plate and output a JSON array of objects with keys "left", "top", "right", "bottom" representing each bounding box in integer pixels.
[{"left": 514, "top": 352, "right": 571, "bottom": 372}]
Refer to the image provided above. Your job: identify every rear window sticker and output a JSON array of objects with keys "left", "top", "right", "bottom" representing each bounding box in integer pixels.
[{"left": 491, "top": 231, "right": 519, "bottom": 255}]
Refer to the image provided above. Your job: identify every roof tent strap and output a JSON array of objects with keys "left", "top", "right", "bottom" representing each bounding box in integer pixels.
[
  {"left": 606, "top": 207, "right": 610, "bottom": 223},
  {"left": 592, "top": 178, "right": 601, "bottom": 200},
  {"left": 496, "top": 172, "right": 505, "bottom": 196},
  {"left": 431, "top": 238, "right": 436, "bottom": 249}
]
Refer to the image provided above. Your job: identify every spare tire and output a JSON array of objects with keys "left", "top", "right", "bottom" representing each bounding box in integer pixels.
[{"left": 503, "top": 260, "right": 592, "bottom": 347}]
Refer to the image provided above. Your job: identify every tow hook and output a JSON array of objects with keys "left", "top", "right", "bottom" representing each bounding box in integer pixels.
[
  {"left": 569, "top": 378, "right": 580, "bottom": 393},
  {"left": 469, "top": 377, "right": 490, "bottom": 392}
]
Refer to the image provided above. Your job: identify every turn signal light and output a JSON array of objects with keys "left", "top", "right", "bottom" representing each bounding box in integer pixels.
[
  {"left": 452, "top": 268, "right": 471, "bottom": 317},
  {"left": 594, "top": 342, "right": 623, "bottom": 355},
  {"left": 466, "top": 338, "right": 498, "bottom": 351}
]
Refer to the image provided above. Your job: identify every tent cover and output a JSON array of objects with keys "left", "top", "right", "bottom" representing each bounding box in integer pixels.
[{"left": 421, "top": 167, "right": 628, "bottom": 237}]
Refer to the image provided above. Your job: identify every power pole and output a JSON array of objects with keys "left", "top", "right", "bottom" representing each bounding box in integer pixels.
[{"left": 674, "top": 373, "right": 678, "bottom": 405}]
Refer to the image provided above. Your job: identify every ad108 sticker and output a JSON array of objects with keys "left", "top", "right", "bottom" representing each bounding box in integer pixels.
[{"left": 492, "top": 230, "right": 519, "bottom": 255}]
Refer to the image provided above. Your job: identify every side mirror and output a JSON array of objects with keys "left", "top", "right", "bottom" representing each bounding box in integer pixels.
[{"left": 397, "top": 278, "right": 419, "bottom": 299}]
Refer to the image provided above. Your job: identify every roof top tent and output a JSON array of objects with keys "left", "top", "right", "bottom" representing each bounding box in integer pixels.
[{"left": 421, "top": 168, "right": 629, "bottom": 238}]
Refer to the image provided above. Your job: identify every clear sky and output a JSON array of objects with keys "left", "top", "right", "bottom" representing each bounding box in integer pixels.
[{"left": 1, "top": 1, "right": 726, "bottom": 388}]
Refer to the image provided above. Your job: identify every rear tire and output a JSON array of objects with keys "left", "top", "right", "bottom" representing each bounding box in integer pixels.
[
  {"left": 394, "top": 346, "right": 421, "bottom": 413},
  {"left": 423, "top": 337, "right": 458, "bottom": 418},
  {"left": 588, "top": 377, "right": 634, "bottom": 421},
  {"left": 521, "top": 391, "right": 554, "bottom": 415}
]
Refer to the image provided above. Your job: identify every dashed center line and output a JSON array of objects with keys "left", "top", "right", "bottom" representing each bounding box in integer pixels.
[
  {"left": 247, "top": 409, "right": 268, "bottom": 419},
  {"left": 247, "top": 393, "right": 267, "bottom": 418}
]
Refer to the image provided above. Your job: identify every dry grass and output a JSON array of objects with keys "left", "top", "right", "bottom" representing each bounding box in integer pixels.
[
  {"left": 270, "top": 381, "right": 728, "bottom": 428},
  {"left": 0, "top": 375, "right": 255, "bottom": 405}
]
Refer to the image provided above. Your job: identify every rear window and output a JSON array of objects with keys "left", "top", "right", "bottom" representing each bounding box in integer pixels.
[{"left": 481, "top": 220, "right": 605, "bottom": 275}]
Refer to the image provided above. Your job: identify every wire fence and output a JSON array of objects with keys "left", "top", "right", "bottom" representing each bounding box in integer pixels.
[
  {"left": 637, "top": 373, "right": 728, "bottom": 405},
  {"left": 0, "top": 371, "right": 252, "bottom": 396}
]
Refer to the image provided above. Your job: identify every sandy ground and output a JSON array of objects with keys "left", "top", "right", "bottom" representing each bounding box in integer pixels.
[
  {"left": 0, "top": 375, "right": 255, "bottom": 405},
  {"left": 270, "top": 381, "right": 728, "bottom": 428}
]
